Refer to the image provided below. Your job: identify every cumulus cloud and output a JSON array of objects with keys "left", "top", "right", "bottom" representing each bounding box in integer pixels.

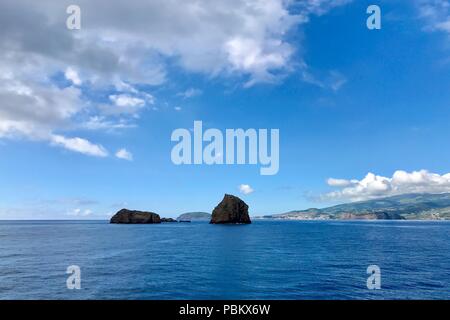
[
  {"left": 0, "top": 0, "right": 297, "bottom": 86},
  {"left": 109, "top": 95, "right": 145, "bottom": 108},
  {"left": 0, "top": 71, "right": 110, "bottom": 156},
  {"left": 115, "top": 148, "right": 133, "bottom": 161},
  {"left": 50, "top": 134, "right": 108, "bottom": 157},
  {"left": 0, "top": 0, "right": 351, "bottom": 155},
  {"left": 0, "top": 59, "right": 149, "bottom": 153},
  {"left": 0, "top": 74, "right": 83, "bottom": 139},
  {"left": 226, "top": 36, "right": 293, "bottom": 86},
  {"left": 64, "top": 67, "right": 82, "bottom": 86},
  {"left": 0, "top": 0, "right": 351, "bottom": 86},
  {"left": 324, "top": 170, "right": 450, "bottom": 201},
  {"left": 239, "top": 184, "right": 254, "bottom": 195},
  {"left": 102, "top": 89, "right": 155, "bottom": 117}
]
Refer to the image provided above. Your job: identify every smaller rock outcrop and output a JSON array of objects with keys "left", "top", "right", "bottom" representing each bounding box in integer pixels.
[
  {"left": 110, "top": 209, "right": 161, "bottom": 224},
  {"left": 161, "top": 218, "right": 177, "bottom": 223},
  {"left": 210, "top": 194, "right": 251, "bottom": 224}
]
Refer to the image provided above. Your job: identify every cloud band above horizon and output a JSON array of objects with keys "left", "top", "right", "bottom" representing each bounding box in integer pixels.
[{"left": 325, "top": 170, "right": 450, "bottom": 202}]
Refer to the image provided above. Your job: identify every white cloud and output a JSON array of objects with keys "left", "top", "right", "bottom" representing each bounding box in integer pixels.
[
  {"left": 302, "top": 69, "right": 347, "bottom": 91},
  {"left": 324, "top": 170, "right": 450, "bottom": 201},
  {"left": 177, "top": 88, "right": 203, "bottom": 99},
  {"left": 329, "top": 71, "right": 347, "bottom": 91},
  {"left": 109, "top": 94, "right": 145, "bottom": 108},
  {"left": 0, "top": 72, "right": 107, "bottom": 158},
  {"left": 292, "top": 0, "right": 352, "bottom": 17},
  {"left": 327, "top": 178, "right": 356, "bottom": 187},
  {"left": 0, "top": 0, "right": 351, "bottom": 155},
  {"left": 115, "top": 148, "right": 133, "bottom": 161},
  {"left": 417, "top": 0, "right": 450, "bottom": 34},
  {"left": 82, "top": 116, "right": 136, "bottom": 131},
  {"left": 64, "top": 67, "right": 82, "bottom": 86},
  {"left": 0, "top": 74, "right": 83, "bottom": 139},
  {"left": 239, "top": 184, "right": 254, "bottom": 195},
  {"left": 225, "top": 36, "right": 293, "bottom": 86},
  {"left": 105, "top": 93, "right": 155, "bottom": 116},
  {"left": 174, "top": 106, "right": 182, "bottom": 111},
  {"left": 50, "top": 134, "right": 108, "bottom": 157},
  {"left": 0, "top": 0, "right": 350, "bottom": 87},
  {"left": 68, "top": 208, "right": 93, "bottom": 217}
]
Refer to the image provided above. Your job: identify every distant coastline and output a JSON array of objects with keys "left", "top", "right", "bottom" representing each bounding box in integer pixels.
[
  {"left": 256, "top": 193, "right": 450, "bottom": 221},
  {"left": 108, "top": 193, "right": 450, "bottom": 223},
  {"left": 2, "top": 193, "right": 450, "bottom": 222}
]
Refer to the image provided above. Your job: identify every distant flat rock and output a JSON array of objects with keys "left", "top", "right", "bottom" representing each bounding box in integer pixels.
[
  {"left": 177, "top": 212, "right": 211, "bottom": 221},
  {"left": 161, "top": 217, "right": 177, "bottom": 223},
  {"left": 110, "top": 209, "right": 161, "bottom": 224},
  {"left": 210, "top": 194, "right": 251, "bottom": 224}
]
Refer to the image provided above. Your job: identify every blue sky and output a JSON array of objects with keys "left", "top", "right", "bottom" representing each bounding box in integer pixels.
[{"left": 1, "top": 0, "right": 450, "bottom": 219}]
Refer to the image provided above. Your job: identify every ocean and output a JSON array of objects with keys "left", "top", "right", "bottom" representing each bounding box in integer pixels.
[{"left": 0, "top": 220, "right": 449, "bottom": 300}]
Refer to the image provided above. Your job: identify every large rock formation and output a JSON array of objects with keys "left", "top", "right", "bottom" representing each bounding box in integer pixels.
[
  {"left": 210, "top": 194, "right": 251, "bottom": 224},
  {"left": 110, "top": 209, "right": 161, "bottom": 224}
]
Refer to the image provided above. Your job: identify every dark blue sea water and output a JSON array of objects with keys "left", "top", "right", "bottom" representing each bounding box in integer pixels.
[{"left": 0, "top": 220, "right": 449, "bottom": 300}]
